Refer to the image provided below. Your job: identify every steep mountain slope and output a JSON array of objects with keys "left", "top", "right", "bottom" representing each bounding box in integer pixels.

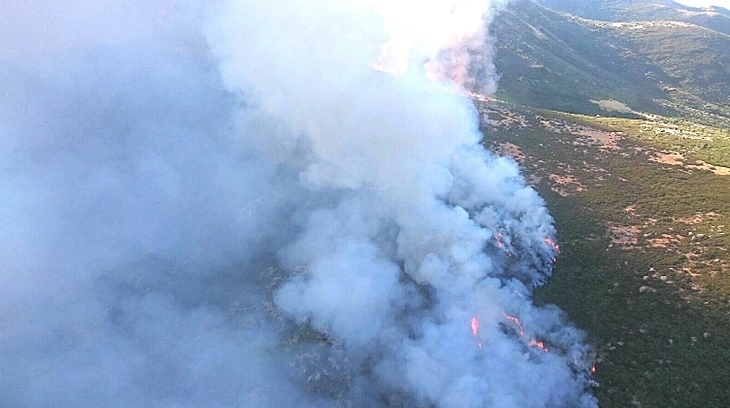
[
  {"left": 490, "top": 0, "right": 667, "bottom": 116},
  {"left": 599, "top": 20, "right": 730, "bottom": 114},
  {"left": 535, "top": 0, "right": 730, "bottom": 35},
  {"left": 490, "top": 0, "right": 730, "bottom": 125}
]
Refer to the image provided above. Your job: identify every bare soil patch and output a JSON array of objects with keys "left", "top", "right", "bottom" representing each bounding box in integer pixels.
[
  {"left": 650, "top": 151, "right": 730, "bottom": 176},
  {"left": 673, "top": 212, "right": 723, "bottom": 225},
  {"left": 549, "top": 174, "right": 587, "bottom": 196},
  {"left": 496, "top": 142, "right": 526, "bottom": 164},
  {"left": 608, "top": 224, "right": 641, "bottom": 247},
  {"left": 572, "top": 129, "right": 623, "bottom": 151}
]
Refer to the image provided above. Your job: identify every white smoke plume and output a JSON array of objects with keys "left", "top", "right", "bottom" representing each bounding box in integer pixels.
[{"left": 1, "top": 1, "right": 596, "bottom": 407}]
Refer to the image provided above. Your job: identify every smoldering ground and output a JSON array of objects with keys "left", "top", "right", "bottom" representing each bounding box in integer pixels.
[{"left": 1, "top": 1, "right": 596, "bottom": 407}]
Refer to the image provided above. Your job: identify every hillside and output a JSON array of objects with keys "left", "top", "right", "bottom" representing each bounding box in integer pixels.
[
  {"left": 483, "top": 1, "right": 730, "bottom": 407},
  {"left": 490, "top": 0, "right": 730, "bottom": 126},
  {"left": 536, "top": 0, "right": 730, "bottom": 35},
  {"left": 480, "top": 101, "right": 730, "bottom": 407}
]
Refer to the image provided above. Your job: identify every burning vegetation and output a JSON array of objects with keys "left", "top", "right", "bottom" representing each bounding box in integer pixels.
[{"left": 0, "top": 1, "right": 600, "bottom": 407}]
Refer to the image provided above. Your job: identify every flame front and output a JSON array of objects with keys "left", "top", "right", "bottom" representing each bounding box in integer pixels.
[
  {"left": 529, "top": 338, "right": 549, "bottom": 353},
  {"left": 494, "top": 232, "right": 505, "bottom": 248},
  {"left": 544, "top": 237, "right": 559, "bottom": 251},
  {"left": 544, "top": 237, "right": 560, "bottom": 264},
  {"left": 503, "top": 314, "right": 550, "bottom": 352},
  {"left": 504, "top": 314, "right": 525, "bottom": 337}
]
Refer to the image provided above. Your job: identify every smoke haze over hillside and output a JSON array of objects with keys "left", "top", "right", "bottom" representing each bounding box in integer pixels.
[{"left": 1, "top": 1, "right": 596, "bottom": 406}]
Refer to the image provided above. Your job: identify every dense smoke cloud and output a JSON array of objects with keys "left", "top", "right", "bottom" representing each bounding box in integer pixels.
[{"left": 1, "top": 1, "right": 596, "bottom": 407}]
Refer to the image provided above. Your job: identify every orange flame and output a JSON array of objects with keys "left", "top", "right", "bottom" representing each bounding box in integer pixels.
[
  {"left": 470, "top": 317, "right": 479, "bottom": 336},
  {"left": 528, "top": 338, "right": 549, "bottom": 353},
  {"left": 470, "top": 317, "right": 483, "bottom": 349},
  {"left": 504, "top": 315, "right": 550, "bottom": 353},
  {"left": 591, "top": 365, "right": 596, "bottom": 374},
  {"left": 466, "top": 91, "right": 489, "bottom": 102},
  {"left": 545, "top": 237, "right": 560, "bottom": 265},
  {"left": 503, "top": 314, "right": 525, "bottom": 337},
  {"left": 494, "top": 232, "right": 505, "bottom": 248},
  {"left": 544, "top": 237, "right": 560, "bottom": 253}
]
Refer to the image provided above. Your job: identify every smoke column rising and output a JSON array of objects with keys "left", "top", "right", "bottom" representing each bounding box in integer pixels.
[{"left": 1, "top": 1, "right": 596, "bottom": 407}]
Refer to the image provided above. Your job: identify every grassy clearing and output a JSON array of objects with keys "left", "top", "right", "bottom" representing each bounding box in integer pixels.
[{"left": 550, "top": 111, "right": 730, "bottom": 168}]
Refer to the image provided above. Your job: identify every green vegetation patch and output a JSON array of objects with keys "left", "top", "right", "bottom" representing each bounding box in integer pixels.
[
  {"left": 553, "top": 111, "right": 730, "bottom": 169},
  {"left": 481, "top": 101, "right": 730, "bottom": 408}
]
